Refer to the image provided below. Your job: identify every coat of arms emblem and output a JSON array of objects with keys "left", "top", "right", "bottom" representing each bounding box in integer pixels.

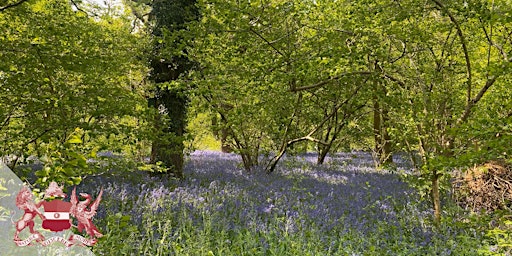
[{"left": 13, "top": 181, "right": 103, "bottom": 247}]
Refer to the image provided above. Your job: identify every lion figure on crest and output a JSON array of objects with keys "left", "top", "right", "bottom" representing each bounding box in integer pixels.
[{"left": 14, "top": 187, "right": 45, "bottom": 242}]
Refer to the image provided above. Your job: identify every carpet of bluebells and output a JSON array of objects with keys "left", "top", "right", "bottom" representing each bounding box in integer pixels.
[{"left": 76, "top": 151, "right": 490, "bottom": 255}]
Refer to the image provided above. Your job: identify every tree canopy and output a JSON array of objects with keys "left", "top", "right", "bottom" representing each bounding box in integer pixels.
[{"left": 0, "top": 0, "right": 149, "bottom": 186}]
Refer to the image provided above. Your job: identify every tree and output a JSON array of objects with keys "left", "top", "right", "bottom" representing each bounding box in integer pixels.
[
  {"left": 147, "top": 0, "right": 198, "bottom": 178},
  {"left": 188, "top": 0, "right": 379, "bottom": 171},
  {"left": 0, "top": 0, "right": 149, "bottom": 185},
  {"left": 368, "top": 0, "right": 512, "bottom": 224}
]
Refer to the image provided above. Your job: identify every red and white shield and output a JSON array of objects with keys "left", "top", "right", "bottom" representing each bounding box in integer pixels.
[{"left": 41, "top": 199, "right": 72, "bottom": 232}]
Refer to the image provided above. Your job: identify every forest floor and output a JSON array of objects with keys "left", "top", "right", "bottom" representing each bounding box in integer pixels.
[{"left": 78, "top": 150, "right": 490, "bottom": 255}]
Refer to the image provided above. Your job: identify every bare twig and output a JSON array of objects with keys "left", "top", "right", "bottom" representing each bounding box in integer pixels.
[{"left": 248, "top": 27, "right": 285, "bottom": 57}]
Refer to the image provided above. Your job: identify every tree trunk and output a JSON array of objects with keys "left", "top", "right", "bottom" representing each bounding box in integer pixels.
[
  {"left": 317, "top": 121, "right": 333, "bottom": 165},
  {"left": 317, "top": 145, "right": 329, "bottom": 165},
  {"left": 381, "top": 108, "right": 393, "bottom": 164},
  {"left": 432, "top": 169, "right": 441, "bottom": 226},
  {"left": 373, "top": 98, "right": 383, "bottom": 160},
  {"left": 150, "top": 89, "right": 187, "bottom": 179},
  {"left": 212, "top": 113, "right": 232, "bottom": 153},
  {"left": 373, "top": 97, "right": 393, "bottom": 166},
  {"left": 148, "top": 0, "right": 198, "bottom": 179},
  {"left": 220, "top": 127, "right": 232, "bottom": 153},
  {"left": 317, "top": 131, "right": 335, "bottom": 165},
  {"left": 239, "top": 148, "right": 258, "bottom": 171}
]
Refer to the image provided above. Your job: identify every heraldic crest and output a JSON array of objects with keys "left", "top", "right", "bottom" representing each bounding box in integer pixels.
[{"left": 13, "top": 181, "right": 103, "bottom": 247}]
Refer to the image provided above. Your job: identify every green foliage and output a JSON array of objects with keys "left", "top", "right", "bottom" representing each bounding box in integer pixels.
[
  {"left": 33, "top": 128, "right": 92, "bottom": 191},
  {"left": 93, "top": 212, "right": 140, "bottom": 255},
  {"left": 482, "top": 219, "right": 512, "bottom": 255},
  {"left": 0, "top": 0, "right": 151, "bottom": 183},
  {"left": 186, "top": 111, "right": 221, "bottom": 151}
]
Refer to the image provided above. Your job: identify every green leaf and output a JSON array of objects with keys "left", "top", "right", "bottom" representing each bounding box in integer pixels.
[
  {"left": 89, "top": 147, "right": 99, "bottom": 158},
  {"left": 67, "top": 135, "right": 83, "bottom": 144},
  {"left": 71, "top": 177, "right": 82, "bottom": 184},
  {"left": 64, "top": 168, "right": 75, "bottom": 177}
]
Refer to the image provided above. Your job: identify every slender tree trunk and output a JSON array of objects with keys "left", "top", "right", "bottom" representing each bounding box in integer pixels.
[
  {"left": 373, "top": 98, "right": 383, "bottom": 163},
  {"left": 432, "top": 169, "right": 441, "bottom": 226},
  {"left": 317, "top": 119, "right": 333, "bottom": 164},
  {"left": 317, "top": 146, "right": 329, "bottom": 164},
  {"left": 317, "top": 126, "right": 336, "bottom": 165},
  {"left": 373, "top": 100, "right": 381, "bottom": 138},
  {"left": 373, "top": 97, "right": 393, "bottom": 165},
  {"left": 212, "top": 114, "right": 219, "bottom": 138},
  {"left": 211, "top": 113, "right": 232, "bottom": 153},
  {"left": 220, "top": 125, "right": 232, "bottom": 153},
  {"left": 381, "top": 108, "right": 393, "bottom": 164}
]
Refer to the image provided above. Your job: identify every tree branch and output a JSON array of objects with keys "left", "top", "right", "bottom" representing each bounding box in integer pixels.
[
  {"left": 431, "top": 0, "right": 472, "bottom": 104},
  {"left": 388, "top": 40, "right": 407, "bottom": 64},
  {"left": 382, "top": 73, "right": 406, "bottom": 87},
  {"left": 290, "top": 71, "right": 372, "bottom": 92},
  {"left": 480, "top": 17, "right": 509, "bottom": 61},
  {"left": 288, "top": 136, "right": 328, "bottom": 147},
  {"left": 457, "top": 76, "right": 497, "bottom": 124},
  {"left": 249, "top": 27, "right": 285, "bottom": 57},
  {"left": 70, "top": 0, "right": 99, "bottom": 17},
  {"left": 265, "top": 83, "right": 364, "bottom": 173},
  {"left": 302, "top": 24, "right": 355, "bottom": 36},
  {"left": 429, "top": 1, "right": 501, "bottom": 125},
  {"left": 0, "top": 0, "right": 28, "bottom": 12},
  {"left": 290, "top": 69, "right": 405, "bottom": 92},
  {"left": 0, "top": 110, "right": 14, "bottom": 130}
]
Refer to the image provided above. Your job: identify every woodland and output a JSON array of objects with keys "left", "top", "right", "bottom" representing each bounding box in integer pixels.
[{"left": 1, "top": 0, "right": 512, "bottom": 254}]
